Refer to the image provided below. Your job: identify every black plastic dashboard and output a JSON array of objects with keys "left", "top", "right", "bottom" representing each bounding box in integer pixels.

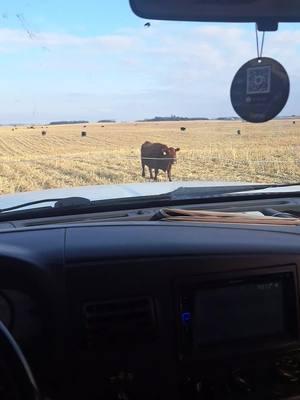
[{"left": 1, "top": 220, "right": 300, "bottom": 399}]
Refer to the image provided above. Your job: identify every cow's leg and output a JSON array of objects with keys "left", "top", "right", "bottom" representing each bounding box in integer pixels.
[
  {"left": 154, "top": 169, "right": 159, "bottom": 181},
  {"left": 167, "top": 167, "right": 172, "bottom": 182},
  {"left": 149, "top": 166, "right": 154, "bottom": 180},
  {"left": 142, "top": 160, "right": 145, "bottom": 177}
]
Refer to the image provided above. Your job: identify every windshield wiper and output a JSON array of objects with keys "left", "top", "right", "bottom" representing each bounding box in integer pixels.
[
  {"left": 0, "top": 197, "right": 91, "bottom": 213},
  {"left": 166, "top": 182, "right": 300, "bottom": 201},
  {"left": 0, "top": 193, "right": 172, "bottom": 221}
]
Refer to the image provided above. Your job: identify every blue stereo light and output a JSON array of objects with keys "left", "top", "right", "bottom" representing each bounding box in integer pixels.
[{"left": 181, "top": 312, "right": 191, "bottom": 323}]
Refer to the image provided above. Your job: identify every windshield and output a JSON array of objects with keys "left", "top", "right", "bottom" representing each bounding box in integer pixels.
[{"left": 0, "top": 1, "right": 299, "bottom": 199}]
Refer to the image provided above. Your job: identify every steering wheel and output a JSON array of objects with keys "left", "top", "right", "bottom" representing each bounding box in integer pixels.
[{"left": 0, "top": 320, "right": 42, "bottom": 400}]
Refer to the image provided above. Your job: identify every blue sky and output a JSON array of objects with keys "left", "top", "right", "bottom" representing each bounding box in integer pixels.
[{"left": 0, "top": 1, "right": 300, "bottom": 123}]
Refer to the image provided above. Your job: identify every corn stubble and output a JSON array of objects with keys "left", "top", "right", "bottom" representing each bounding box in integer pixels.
[{"left": 0, "top": 120, "right": 298, "bottom": 194}]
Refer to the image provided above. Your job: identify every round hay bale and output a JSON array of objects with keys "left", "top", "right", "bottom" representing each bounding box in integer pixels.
[
  {"left": 42, "top": 130, "right": 47, "bottom": 136},
  {"left": 180, "top": 127, "right": 186, "bottom": 132},
  {"left": 81, "top": 131, "right": 87, "bottom": 137}
]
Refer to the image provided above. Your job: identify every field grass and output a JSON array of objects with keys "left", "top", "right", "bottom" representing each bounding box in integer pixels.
[{"left": 0, "top": 119, "right": 299, "bottom": 194}]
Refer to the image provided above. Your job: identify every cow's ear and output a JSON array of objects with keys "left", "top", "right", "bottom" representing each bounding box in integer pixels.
[{"left": 175, "top": 148, "right": 180, "bottom": 152}]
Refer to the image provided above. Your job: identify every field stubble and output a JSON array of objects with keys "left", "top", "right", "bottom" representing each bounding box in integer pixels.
[{"left": 0, "top": 120, "right": 299, "bottom": 194}]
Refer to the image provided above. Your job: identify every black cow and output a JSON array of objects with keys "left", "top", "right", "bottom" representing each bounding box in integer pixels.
[{"left": 141, "top": 141, "right": 180, "bottom": 182}]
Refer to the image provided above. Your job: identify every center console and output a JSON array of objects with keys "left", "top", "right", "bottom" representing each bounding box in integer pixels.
[{"left": 176, "top": 266, "right": 300, "bottom": 399}]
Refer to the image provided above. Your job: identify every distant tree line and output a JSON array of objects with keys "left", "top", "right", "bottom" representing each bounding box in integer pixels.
[
  {"left": 274, "top": 115, "right": 300, "bottom": 120},
  {"left": 216, "top": 117, "right": 240, "bottom": 121},
  {"left": 49, "top": 120, "right": 89, "bottom": 125},
  {"left": 98, "top": 120, "right": 116, "bottom": 123},
  {"left": 137, "top": 115, "right": 209, "bottom": 122}
]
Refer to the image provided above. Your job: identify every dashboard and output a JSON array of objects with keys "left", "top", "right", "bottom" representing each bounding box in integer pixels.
[{"left": 1, "top": 218, "right": 300, "bottom": 399}]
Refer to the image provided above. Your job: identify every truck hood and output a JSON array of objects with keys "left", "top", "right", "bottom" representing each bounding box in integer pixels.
[{"left": 0, "top": 181, "right": 299, "bottom": 210}]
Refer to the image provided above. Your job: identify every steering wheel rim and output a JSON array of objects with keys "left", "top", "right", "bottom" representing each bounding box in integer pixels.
[{"left": 0, "top": 320, "right": 41, "bottom": 400}]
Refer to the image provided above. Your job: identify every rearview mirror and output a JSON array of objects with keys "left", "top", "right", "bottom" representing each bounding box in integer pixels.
[{"left": 129, "top": 0, "right": 300, "bottom": 31}]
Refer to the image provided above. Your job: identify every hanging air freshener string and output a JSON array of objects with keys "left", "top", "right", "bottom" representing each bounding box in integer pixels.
[{"left": 255, "top": 24, "right": 266, "bottom": 59}]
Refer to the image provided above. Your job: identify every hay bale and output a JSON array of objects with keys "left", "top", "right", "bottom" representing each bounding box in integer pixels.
[
  {"left": 237, "top": 129, "right": 241, "bottom": 135},
  {"left": 180, "top": 127, "right": 186, "bottom": 132},
  {"left": 42, "top": 130, "right": 47, "bottom": 136},
  {"left": 81, "top": 131, "right": 87, "bottom": 137}
]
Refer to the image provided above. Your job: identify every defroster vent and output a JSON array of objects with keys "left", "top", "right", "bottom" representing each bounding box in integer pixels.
[{"left": 83, "top": 296, "right": 156, "bottom": 349}]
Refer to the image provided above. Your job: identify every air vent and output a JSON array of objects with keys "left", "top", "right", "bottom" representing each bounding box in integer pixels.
[{"left": 83, "top": 296, "right": 156, "bottom": 349}]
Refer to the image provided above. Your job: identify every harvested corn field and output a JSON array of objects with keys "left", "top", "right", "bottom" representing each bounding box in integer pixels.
[{"left": 0, "top": 119, "right": 299, "bottom": 194}]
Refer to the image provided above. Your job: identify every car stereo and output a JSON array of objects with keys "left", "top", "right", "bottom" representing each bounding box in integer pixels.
[{"left": 177, "top": 267, "right": 299, "bottom": 360}]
